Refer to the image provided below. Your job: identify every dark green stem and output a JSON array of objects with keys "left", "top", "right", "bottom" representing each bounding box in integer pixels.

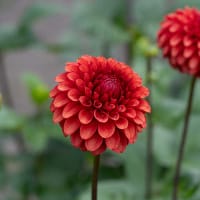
[
  {"left": 172, "top": 76, "right": 197, "bottom": 200},
  {"left": 92, "top": 155, "right": 100, "bottom": 200},
  {"left": 145, "top": 56, "right": 154, "bottom": 200}
]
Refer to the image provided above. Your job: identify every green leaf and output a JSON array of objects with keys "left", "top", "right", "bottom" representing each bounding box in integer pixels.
[
  {"left": 0, "top": 107, "right": 23, "bottom": 132},
  {"left": 23, "top": 73, "right": 49, "bottom": 105}
]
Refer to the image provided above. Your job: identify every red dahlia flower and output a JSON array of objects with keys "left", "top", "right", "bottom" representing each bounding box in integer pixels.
[
  {"left": 157, "top": 7, "right": 200, "bottom": 77},
  {"left": 50, "top": 55, "right": 150, "bottom": 155}
]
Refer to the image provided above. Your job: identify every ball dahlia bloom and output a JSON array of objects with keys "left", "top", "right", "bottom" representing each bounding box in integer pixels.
[
  {"left": 157, "top": 7, "right": 200, "bottom": 76},
  {"left": 50, "top": 55, "right": 150, "bottom": 155}
]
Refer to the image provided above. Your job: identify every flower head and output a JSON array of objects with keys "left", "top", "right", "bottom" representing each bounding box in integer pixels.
[
  {"left": 157, "top": 7, "right": 200, "bottom": 76},
  {"left": 50, "top": 55, "right": 150, "bottom": 155}
]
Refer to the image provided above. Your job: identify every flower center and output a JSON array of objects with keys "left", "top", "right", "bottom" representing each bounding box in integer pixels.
[{"left": 94, "top": 74, "right": 122, "bottom": 98}]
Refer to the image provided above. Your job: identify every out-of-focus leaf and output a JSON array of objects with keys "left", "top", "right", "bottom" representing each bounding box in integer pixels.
[
  {"left": 79, "top": 180, "right": 135, "bottom": 200},
  {"left": 19, "top": 3, "right": 64, "bottom": 29},
  {"left": 23, "top": 74, "right": 49, "bottom": 106},
  {"left": 0, "top": 106, "right": 23, "bottom": 132}
]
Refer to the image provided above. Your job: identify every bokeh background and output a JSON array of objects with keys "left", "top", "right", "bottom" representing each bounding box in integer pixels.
[{"left": 0, "top": 0, "right": 200, "bottom": 200}]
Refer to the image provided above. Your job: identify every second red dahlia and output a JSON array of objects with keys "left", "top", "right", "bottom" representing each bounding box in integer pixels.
[
  {"left": 157, "top": 7, "right": 200, "bottom": 77},
  {"left": 50, "top": 55, "right": 150, "bottom": 155}
]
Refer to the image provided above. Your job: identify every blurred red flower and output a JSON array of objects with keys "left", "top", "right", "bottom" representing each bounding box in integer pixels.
[
  {"left": 157, "top": 7, "right": 200, "bottom": 76},
  {"left": 50, "top": 55, "right": 150, "bottom": 155}
]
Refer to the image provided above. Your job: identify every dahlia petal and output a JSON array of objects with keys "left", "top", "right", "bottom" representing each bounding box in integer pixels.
[
  {"left": 80, "top": 120, "right": 97, "bottom": 140},
  {"left": 109, "top": 111, "right": 119, "bottom": 121},
  {"left": 50, "top": 102, "right": 56, "bottom": 112},
  {"left": 134, "top": 111, "right": 146, "bottom": 126},
  {"left": 189, "top": 56, "right": 199, "bottom": 69},
  {"left": 67, "top": 72, "right": 80, "bottom": 81},
  {"left": 53, "top": 108, "right": 63, "bottom": 123},
  {"left": 171, "top": 47, "right": 180, "bottom": 57},
  {"left": 133, "top": 87, "right": 149, "bottom": 98},
  {"left": 63, "top": 117, "right": 80, "bottom": 136},
  {"left": 57, "top": 82, "right": 72, "bottom": 91},
  {"left": 183, "top": 47, "right": 195, "bottom": 58},
  {"left": 118, "top": 105, "right": 126, "bottom": 112},
  {"left": 197, "top": 41, "right": 200, "bottom": 49},
  {"left": 70, "top": 133, "right": 82, "bottom": 147},
  {"left": 169, "top": 23, "right": 180, "bottom": 32},
  {"left": 62, "top": 102, "right": 81, "bottom": 118},
  {"left": 93, "top": 100, "right": 102, "bottom": 108},
  {"left": 126, "top": 108, "right": 136, "bottom": 118},
  {"left": 79, "top": 64, "right": 90, "bottom": 72},
  {"left": 115, "top": 117, "right": 128, "bottom": 129},
  {"left": 163, "top": 46, "right": 170, "bottom": 56},
  {"left": 177, "top": 55, "right": 186, "bottom": 65},
  {"left": 94, "top": 110, "right": 109, "bottom": 123},
  {"left": 105, "top": 131, "right": 120, "bottom": 150},
  {"left": 91, "top": 143, "right": 106, "bottom": 155},
  {"left": 138, "top": 100, "right": 151, "bottom": 113},
  {"left": 79, "top": 109, "right": 93, "bottom": 124},
  {"left": 170, "top": 35, "right": 181, "bottom": 46},
  {"left": 49, "top": 86, "right": 59, "bottom": 97},
  {"left": 68, "top": 88, "right": 81, "bottom": 101},
  {"left": 98, "top": 121, "right": 115, "bottom": 138},
  {"left": 55, "top": 73, "right": 66, "bottom": 82},
  {"left": 65, "top": 62, "right": 79, "bottom": 72},
  {"left": 124, "top": 123, "right": 136, "bottom": 143},
  {"left": 113, "top": 134, "right": 128, "bottom": 153},
  {"left": 183, "top": 36, "right": 193, "bottom": 47},
  {"left": 76, "top": 79, "right": 85, "bottom": 88},
  {"left": 53, "top": 94, "right": 69, "bottom": 108},
  {"left": 79, "top": 96, "right": 92, "bottom": 107},
  {"left": 85, "top": 134, "right": 103, "bottom": 151},
  {"left": 159, "top": 34, "right": 168, "bottom": 47}
]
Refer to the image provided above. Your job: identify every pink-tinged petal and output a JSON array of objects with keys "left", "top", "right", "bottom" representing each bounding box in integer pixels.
[
  {"left": 113, "top": 134, "right": 128, "bottom": 153},
  {"left": 189, "top": 57, "right": 199, "bottom": 69},
  {"left": 68, "top": 89, "right": 81, "bottom": 101},
  {"left": 67, "top": 72, "right": 80, "bottom": 81},
  {"left": 85, "top": 134, "right": 103, "bottom": 151},
  {"left": 53, "top": 94, "right": 69, "bottom": 108},
  {"left": 79, "top": 96, "right": 92, "bottom": 107},
  {"left": 65, "top": 62, "right": 79, "bottom": 72},
  {"left": 105, "top": 131, "right": 120, "bottom": 150},
  {"left": 137, "top": 100, "right": 151, "bottom": 113},
  {"left": 169, "top": 23, "right": 180, "bottom": 33},
  {"left": 133, "top": 87, "right": 149, "bottom": 98},
  {"left": 91, "top": 143, "right": 106, "bottom": 155},
  {"left": 170, "top": 35, "right": 181, "bottom": 46},
  {"left": 98, "top": 121, "right": 115, "bottom": 138},
  {"left": 79, "top": 109, "right": 93, "bottom": 124},
  {"left": 62, "top": 102, "right": 81, "bottom": 118},
  {"left": 134, "top": 111, "right": 146, "bottom": 126},
  {"left": 183, "top": 47, "right": 195, "bottom": 58},
  {"left": 109, "top": 111, "right": 119, "bottom": 121},
  {"left": 50, "top": 102, "right": 56, "bottom": 112},
  {"left": 183, "top": 36, "right": 192, "bottom": 47},
  {"left": 70, "top": 133, "right": 82, "bottom": 147},
  {"left": 171, "top": 47, "right": 180, "bottom": 57},
  {"left": 94, "top": 110, "right": 108, "bottom": 123},
  {"left": 55, "top": 73, "right": 67, "bottom": 82},
  {"left": 53, "top": 108, "right": 63, "bottom": 123},
  {"left": 93, "top": 100, "right": 102, "bottom": 108},
  {"left": 79, "top": 64, "right": 90, "bottom": 72},
  {"left": 63, "top": 117, "right": 80, "bottom": 136},
  {"left": 129, "top": 99, "right": 140, "bottom": 107},
  {"left": 118, "top": 105, "right": 126, "bottom": 112},
  {"left": 177, "top": 56, "right": 186, "bottom": 65},
  {"left": 57, "top": 83, "right": 72, "bottom": 91},
  {"left": 115, "top": 117, "right": 128, "bottom": 129},
  {"left": 49, "top": 86, "right": 59, "bottom": 98},
  {"left": 76, "top": 79, "right": 85, "bottom": 88},
  {"left": 80, "top": 121, "right": 97, "bottom": 140},
  {"left": 126, "top": 108, "right": 136, "bottom": 118},
  {"left": 124, "top": 123, "right": 136, "bottom": 143}
]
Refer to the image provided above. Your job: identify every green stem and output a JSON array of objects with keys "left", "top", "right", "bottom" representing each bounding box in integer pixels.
[
  {"left": 145, "top": 56, "right": 154, "bottom": 200},
  {"left": 172, "top": 76, "right": 197, "bottom": 200},
  {"left": 92, "top": 155, "right": 100, "bottom": 200}
]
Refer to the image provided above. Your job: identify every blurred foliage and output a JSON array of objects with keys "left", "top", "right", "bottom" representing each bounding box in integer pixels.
[{"left": 0, "top": 0, "right": 200, "bottom": 200}]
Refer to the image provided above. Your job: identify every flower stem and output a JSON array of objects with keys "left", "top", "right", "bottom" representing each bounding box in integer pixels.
[
  {"left": 92, "top": 155, "right": 100, "bottom": 200},
  {"left": 172, "top": 76, "right": 197, "bottom": 200},
  {"left": 145, "top": 56, "right": 154, "bottom": 200}
]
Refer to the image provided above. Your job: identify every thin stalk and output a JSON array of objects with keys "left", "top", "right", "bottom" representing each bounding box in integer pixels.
[
  {"left": 124, "top": 0, "right": 135, "bottom": 65},
  {"left": 172, "top": 76, "right": 197, "bottom": 200},
  {"left": 92, "top": 155, "right": 100, "bottom": 200},
  {"left": 0, "top": 52, "right": 13, "bottom": 106},
  {"left": 145, "top": 56, "right": 154, "bottom": 200}
]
